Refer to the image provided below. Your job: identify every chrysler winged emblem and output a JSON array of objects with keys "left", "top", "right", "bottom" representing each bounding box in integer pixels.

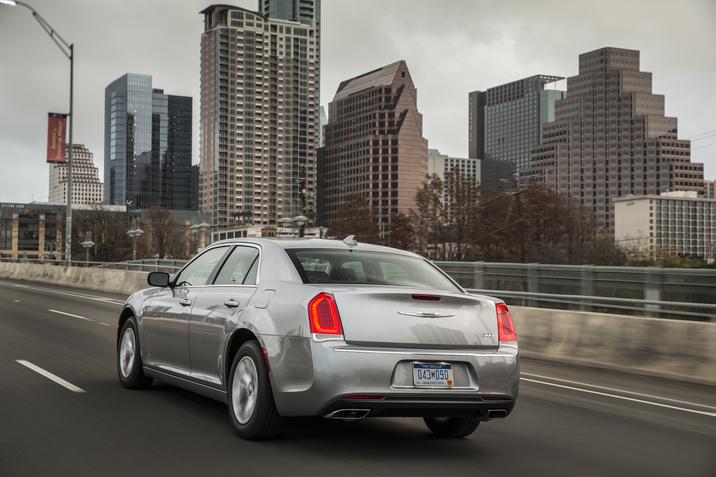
[{"left": 397, "top": 311, "right": 456, "bottom": 318}]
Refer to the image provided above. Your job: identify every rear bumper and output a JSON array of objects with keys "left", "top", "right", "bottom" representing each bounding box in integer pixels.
[
  {"left": 322, "top": 394, "right": 515, "bottom": 420},
  {"left": 265, "top": 336, "right": 519, "bottom": 417}
]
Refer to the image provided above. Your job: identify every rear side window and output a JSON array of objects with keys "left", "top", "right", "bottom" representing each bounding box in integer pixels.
[
  {"left": 214, "top": 246, "right": 260, "bottom": 285},
  {"left": 286, "top": 249, "right": 461, "bottom": 293}
]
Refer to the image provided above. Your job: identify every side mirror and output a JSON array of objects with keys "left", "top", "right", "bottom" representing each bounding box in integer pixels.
[{"left": 148, "top": 271, "right": 171, "bottom": 288}]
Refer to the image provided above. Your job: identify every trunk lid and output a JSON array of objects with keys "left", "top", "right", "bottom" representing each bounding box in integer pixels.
[{"left": 328, "top": 286, "right": 499, "bottom": 349}]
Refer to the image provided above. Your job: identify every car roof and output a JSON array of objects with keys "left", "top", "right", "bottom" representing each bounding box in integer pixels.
[{"left": 209, "top": 237, "right": 423, "bottom": 258}]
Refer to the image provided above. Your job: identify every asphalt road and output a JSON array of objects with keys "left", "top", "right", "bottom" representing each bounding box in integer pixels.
[{"left": 0, "top": 279, "right": 714, "bottom": 477}]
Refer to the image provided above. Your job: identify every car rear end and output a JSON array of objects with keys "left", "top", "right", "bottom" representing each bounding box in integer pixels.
[{"left": 280, "top": 244, "right": 519, "bottom": 423}]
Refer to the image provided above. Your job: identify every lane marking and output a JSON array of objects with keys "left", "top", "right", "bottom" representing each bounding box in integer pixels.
[
  {"left": 48, "top": 309, "right": 94, "bottom": 322},
  {"left": 97, "top": 322, "right": 112, "bottom": 327},
  {"left": 521, "top": 377, "right": 716, "bottom": 418},
  {"left": 16, "top": 360, "right": 86, "bottom": 393},
  {"left": 13, "top": 299, "right": 21, "bottom": 303},
  {"left": 0, "top": 281, "right": 125, "bottom": 305},
  {"left": 522, "top": 372, "right": 716, "bottom": 411}
]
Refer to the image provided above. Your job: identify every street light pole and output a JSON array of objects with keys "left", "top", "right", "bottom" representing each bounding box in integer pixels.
[{"left": 1, "top": 0, "right": 74, "bottom": 268}]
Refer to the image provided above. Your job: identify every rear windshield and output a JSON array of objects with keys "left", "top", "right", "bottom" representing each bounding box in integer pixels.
[{"left": 285, "top": 248, "right": 461, "bottom": 293}]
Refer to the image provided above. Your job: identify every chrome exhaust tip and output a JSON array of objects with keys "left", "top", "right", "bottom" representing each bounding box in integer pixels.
[
  {"left": 324, "top": 409, "right": 371, "bottom": 420},
  {"left": 487, "top": 409, "right": 509, "bottom": 419}
]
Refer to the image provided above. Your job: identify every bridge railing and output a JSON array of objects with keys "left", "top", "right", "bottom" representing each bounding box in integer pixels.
[
  {"left": 438, "top": 261, "right": 716, "bottom": 321},
  {"left": 2, "top": 257, "right": 714, "bottom": 321}
]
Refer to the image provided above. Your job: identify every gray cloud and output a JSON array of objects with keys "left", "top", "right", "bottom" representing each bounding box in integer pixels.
[{"left": 1, "top": 0, "right": 714, "bottom": 203}]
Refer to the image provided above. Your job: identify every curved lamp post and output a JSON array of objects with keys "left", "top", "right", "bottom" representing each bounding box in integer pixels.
[{"left": 2, "top": 0, "right": 75, "bottom": 268}]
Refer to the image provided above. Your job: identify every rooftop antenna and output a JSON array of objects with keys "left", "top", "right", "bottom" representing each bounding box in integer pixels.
[{"left": 343, "top": 235, "right": 357, "bottom": 247}]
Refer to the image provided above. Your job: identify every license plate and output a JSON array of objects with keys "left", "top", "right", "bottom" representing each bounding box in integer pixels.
[{"left": 412, "top": 363, "right": 453, "bottom": 387}]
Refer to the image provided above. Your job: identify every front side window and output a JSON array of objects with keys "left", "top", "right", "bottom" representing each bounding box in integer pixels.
[
  {"left": 214, "top": 246, "right": 260, "bottom": 285},
  {"left": 286, "top": 249, "right": 461, "bottom": 293},
  {"left": 174, "top": 247, "right": 228, "bottom": 287}
]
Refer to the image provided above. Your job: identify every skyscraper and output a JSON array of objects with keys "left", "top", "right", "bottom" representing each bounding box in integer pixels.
[
  {"left": 469, "top": 75, "right": 564, "bottom": 186},
  {"left": 200, "top": 4, "right": 319, "bottom": 228},
  {"left": 49, "top": 144, "right": 103, "bottom": 206},
  {"left": 318, "top": 61, "right": 428, "bottom": 229},
  {"left": 525, "top": 47, "right": 704, "bottom": 230},
  {"left": 104, "top": 73, "right": 193, "bottom": 210}
]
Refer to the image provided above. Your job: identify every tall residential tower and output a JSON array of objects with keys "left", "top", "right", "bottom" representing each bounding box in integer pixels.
[
  {"left": 525, "top": 47, "right": 704, "bottom": 230},
  {"left": 200, "top": 4, "right": 320, "bottom": 228}
]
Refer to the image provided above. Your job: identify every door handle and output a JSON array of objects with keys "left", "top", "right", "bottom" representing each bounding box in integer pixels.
[
  {"left": 224, "top": 298, "right": 240, "bottom": 308},
  {"left": 180, "top": 298, "right": 192, "bottom": 307}
]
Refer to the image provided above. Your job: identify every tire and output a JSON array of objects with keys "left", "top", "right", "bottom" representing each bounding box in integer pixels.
[
  {"left": 227, "top": 340, "right": 283, "bottom": 440},
  {"left": 423, "top": 416, "right": 480, "bottom": 438},
  {"left": 117, "top": 316, "right": 153, "bottom": 389}
]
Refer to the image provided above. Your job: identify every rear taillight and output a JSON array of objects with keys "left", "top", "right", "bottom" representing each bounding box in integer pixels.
[
  {"left": 496, "top": 303, "right": 517, "bottom": 343},
  {"left": 308, "top": 293, "right": 343, "bottom": 336}
]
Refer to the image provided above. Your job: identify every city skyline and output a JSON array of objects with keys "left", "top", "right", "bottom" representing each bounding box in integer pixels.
[{"left": 1, "top": 0, "right": 715, "bottom": 204}]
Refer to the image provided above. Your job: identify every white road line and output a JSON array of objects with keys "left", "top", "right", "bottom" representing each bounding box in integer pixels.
[
  {"left": 522, "top": 372, "right": 716, "bottom": 411},
  {"left": 13, "top": 299, "right": 21, "bottom": 303},
  {"left": 97, "top": 322, "right": 112, "bottom": 327},
  {"left": 0, "top": 281, "right": 124, "bottom": 305},
  {"left": 16, "top": 360, "right": 86, "bottom": 393},
  {"left": 48, "top": 309, "right": 94, "bottom": 322},
  {"left": 521, "top": 377, "right": 716, "bottom": 418}
]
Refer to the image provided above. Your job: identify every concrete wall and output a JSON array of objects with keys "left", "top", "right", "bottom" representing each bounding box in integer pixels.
[
  {"left": 1, "top": 262, "right": 713, "bottom": 385},
  {"left": 0, "top": 262, "right": 147, "bottom": 296},
  {"left": 511, "top": 306, "right": 716, "bottom": 386}
]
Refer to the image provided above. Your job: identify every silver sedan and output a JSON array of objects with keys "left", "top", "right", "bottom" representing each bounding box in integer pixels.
[{"left": 116, "top": 237, "right": 519, "bottom": 440}]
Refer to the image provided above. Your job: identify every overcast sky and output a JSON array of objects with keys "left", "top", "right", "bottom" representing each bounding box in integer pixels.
[{"left": 1, "top": 0, "right": 714, "bottom": 203}]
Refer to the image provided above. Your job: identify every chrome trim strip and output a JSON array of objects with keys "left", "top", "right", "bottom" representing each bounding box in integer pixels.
[{"left": 332, "top": 347, "right": 503, "bottom": 358}]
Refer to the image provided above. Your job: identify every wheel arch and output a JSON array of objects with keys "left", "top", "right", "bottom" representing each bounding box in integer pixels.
[
  {"left": 117, "top": 307, "right": 136, "bottom": 342},
  {"left": 224, "top": 328, "right": 266, "bottom": 388}
]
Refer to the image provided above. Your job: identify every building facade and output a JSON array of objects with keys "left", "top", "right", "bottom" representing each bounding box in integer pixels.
[
  {"left": 428, "top": 149, "right": 481, "bottom": 213},
  {"left": 318, "top": 61, "right": 428, "bottom": 229},
  {"left": 200, "top": 4, "right": 320, "bottom": 229},
  {"left": 705, "top": 179, "right": 716, "bottom": 199},
  {"left": 526, "top": 47, "right": 704, "bottom": 231},
  {"left": 104, "top": 73, "right": 193, "bottom": 210},
  {"left": 0, "top": 202, "right": 64, "bottom": 261},
  {"left": 469, "top": 75, "right": 564, "bottom": 186},
  {"left": 614, "top": 191, "right": 716, "bottom": 263},
  {"left": 48, "top": 144, "right": 103, "bottom": 206}
]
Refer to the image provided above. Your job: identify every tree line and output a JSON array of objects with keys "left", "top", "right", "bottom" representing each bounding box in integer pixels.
[{"left": 327, "top": 172, "right": 705, "bottom": 267}]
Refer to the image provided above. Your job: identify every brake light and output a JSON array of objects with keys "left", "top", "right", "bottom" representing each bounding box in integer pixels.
[
  {"left": 496, "top": 303, "right": 517, "bottom": 342},
  {"left": 411, "top": 294, "right": 441, "bottom": 301},
  {"left": 308, "top": 293, "right": 343, "bottom": 335}
]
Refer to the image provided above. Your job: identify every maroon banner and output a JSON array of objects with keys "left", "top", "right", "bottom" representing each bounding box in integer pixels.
[{"left": 47, "top": 112, "right": 68, "bottom": 163}]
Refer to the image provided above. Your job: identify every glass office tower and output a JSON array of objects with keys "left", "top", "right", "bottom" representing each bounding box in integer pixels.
[{"left": 104, "top": 73, "right": 193, "bottom": 210}]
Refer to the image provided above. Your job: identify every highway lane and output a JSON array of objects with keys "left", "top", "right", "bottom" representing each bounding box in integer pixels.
[{"left": 0, "top": 279, "right": 714, "bottom": 477}]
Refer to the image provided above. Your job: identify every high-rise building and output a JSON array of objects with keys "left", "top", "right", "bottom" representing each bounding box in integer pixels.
[
  {"left": 525, "top": 47, "right": 704, "bottom": 230},
  {"left": 468, "top": 75, "right": 564, "bottom": 186},
  {"left": 614, "top": 191, "right": 716, "bottom": 263},
  {"left": 318, "top": 61, "right": 428, "bottom": 229},
  {"left": 104, "top": 73, "right": 193, "bottom": 210},
  {"left": 191, "top": 164, "right": 201, "bottom": 211},
  {"left": 200, "top": 4, "right": 319, "bottom": 228},
  {"left": 48, "top": 144, "right": 103, "bottom": 206},
  {"left": 705, "top": 179, "right": 716, "bottom": 199},
  {"left": 428, "top": 148, "right": 480, "bottom": 210}
]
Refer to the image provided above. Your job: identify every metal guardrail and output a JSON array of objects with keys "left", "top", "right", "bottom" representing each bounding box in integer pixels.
[{"left": 2, "top": 257, "right": 714, "bottom": 321}]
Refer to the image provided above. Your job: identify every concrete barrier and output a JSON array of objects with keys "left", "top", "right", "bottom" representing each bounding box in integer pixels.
[
  {"left": 0, "top": 262, "right": 147, "bottom": 296},
  {"left": 1, "top": 262, "right": 714, "bottom": 385},
  {"left": 511, "top": 306, "right": 716, "bottom": 386}
]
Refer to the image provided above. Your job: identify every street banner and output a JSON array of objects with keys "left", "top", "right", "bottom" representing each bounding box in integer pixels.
[{"left": 47, "top": 112, "right": 68, "bottom": 163}]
